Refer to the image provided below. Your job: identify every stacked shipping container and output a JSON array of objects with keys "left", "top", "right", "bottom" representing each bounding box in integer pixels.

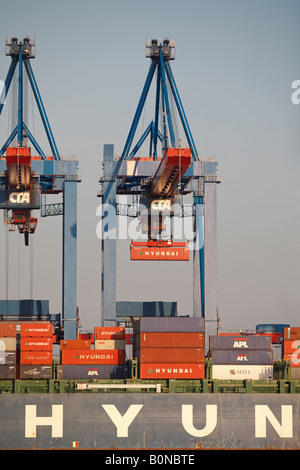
[
  {"left": 60, "top": 327, "right": 128, "bottom": 379},
  {"left": 283, "top": 327, "right": 300, "bottom": 379},
  {"left": 209, "top": 335, "right": 274, "bottom": 380},
  {"left": 0, "top": 322, "right": 17, "bottom": 378},
  {"left": 20, "top": 322, "right": 53, "bottom": 379},
  {"left": 133, "top": 317, "right": 205, "bottom": 379}
]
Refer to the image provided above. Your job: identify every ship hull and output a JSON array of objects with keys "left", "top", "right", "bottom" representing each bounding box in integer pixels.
[{"left": 0, "top": 393, "right": 299, "bottom": 449}]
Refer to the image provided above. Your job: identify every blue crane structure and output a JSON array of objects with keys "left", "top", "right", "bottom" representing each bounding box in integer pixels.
[
  {"left": 0, "top": 37, "right": 79, "bottom": 339},
  {"left": 99, "top": 39, "right": 221, "bottom": 351}
]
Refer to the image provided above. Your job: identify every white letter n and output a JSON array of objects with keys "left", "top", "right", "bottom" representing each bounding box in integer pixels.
[
  {"left": 255, "top": 405, "right": 293, "bottom": 438},
  {"left": 25, "top": 405, "right": 63, "bottom": 438}
]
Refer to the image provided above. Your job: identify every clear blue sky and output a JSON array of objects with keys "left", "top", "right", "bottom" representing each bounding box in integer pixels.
[{"left": 0, "top": 0, "right": 299, "bottom": 331}]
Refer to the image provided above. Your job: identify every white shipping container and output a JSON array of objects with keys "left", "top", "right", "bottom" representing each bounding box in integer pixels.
[
  {"left": 95, "top": 340, "right": 125, "bottom": 350},
  {"left": 212, "top": 364, "right": 273, "bottom": 380},
  {"left": 0, "top": 337, "right": 16, "bottom": 351},
  {"left": 125, "top": 344, "right": 133, "bottom": 361}
]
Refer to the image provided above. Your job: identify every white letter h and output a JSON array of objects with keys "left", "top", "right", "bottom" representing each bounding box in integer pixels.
[{"left": 25, "top": 405, "right": 63, "bottom": 438}]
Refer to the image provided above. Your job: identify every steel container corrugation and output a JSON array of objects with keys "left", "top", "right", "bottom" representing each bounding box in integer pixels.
[
  {"left": 210, "top": 349, "right": 273, "bottom": 365},
  {"left": 211, "top": 365, "right": 274, "bottom": 380},
  {"left": 0, "top": 365, "right": 15, "bottom": 379},
  {"left": 284, "top": 327, "right": 300, "bottom": 341},
  {"left": 135, "top": 332, "right": 205, "bottom": 348},
  {"left": 209, "top": 335, "right": 271, "bottom": 350},
  {"left": 0, "top": 337, "right": 17, "bottom": 351},
  {"left": 60, "top": 339, "right": 91, "bottom": 350},
  {"left": 94, "top": 327, "right": 125, "bottom": 340},
  {"left": 139, "top": 363, "right": 205, "bottom": 379},
  {"left": 20, "top": 351, "right": 52, "bottom": 365},
  {"left": 95, "top": 340, "right": 125, "bottom": 350},
  {"left": 20, "top": 365, "right": 52, "bottom": 379},
  {"left": 20, "top": 323, "right": 53, "bottom": 337},
  {"left": 60, "top": 364, "right": 129, "bottom": 379},
  {"left": 0, "top": 323, "right": 17, "bottom": 337},
  {"left": 21, "top": 337, "right": 53, "bottom": 351},
  {"left": 61, "top": 349, "right": 125, "bottom": 365},
  {"left": 137, "top": 347, "right": 205, "bottom": 363},
  {"left": 133, "top": 317, "right": 205, "bottom": 334}
]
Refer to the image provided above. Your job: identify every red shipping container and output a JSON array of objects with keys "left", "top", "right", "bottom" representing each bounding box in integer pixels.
[
  {"left": 140, "top": 363, "right": 205, "bottom": 379},
  {"left": 61, "top": 349, "right": 125, "bottom": 365},
  {"left": 0, "top": 322, "right": 17, "bottom": 337},
  {"left": 60, "top": 339, "right": 92, "bottom": 350},
  {"left": 20, "top": 323, "right": 53, "bottom": 337},
  {"left": 284, "top": 327, "right": 300, "bottom": 341},
  {"left": 136, "top": 332, "right": 205, "bottom": 348},
  {"left": 21, "top": 337, "right": 53, "bottom": 351},
  {"left": 20, "top": 351, "right": 53, "bottom": 365},
  {"left": 94, "top": 327, "right": 125, "bottom": 340},
  {"left": 137, "top": 347, "right": 204, "bottom": 363}
]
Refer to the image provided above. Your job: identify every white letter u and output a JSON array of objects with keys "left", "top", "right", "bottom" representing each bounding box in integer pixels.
[{"left": 182, "top": 404, "right": 217, "bottom": 437}]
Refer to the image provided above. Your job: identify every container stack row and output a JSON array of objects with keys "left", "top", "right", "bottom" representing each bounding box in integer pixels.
[
  {"left": 209, "top": 335, "right": 274, "bottom": 380},
  {"left": 60, "top": 327, "right": 128, "bottom": 379},
  {"left": 133, "top": 317, "right": 205, "bottom": 379},
  {"left": 282, "top": 327, "right": 300, "bottom": 379},
  {"left": 0, "top": 322, "right": 17, "bottom": 379},
  {"left": 20, "top": 322, "right": 53, "bottom": 379}
]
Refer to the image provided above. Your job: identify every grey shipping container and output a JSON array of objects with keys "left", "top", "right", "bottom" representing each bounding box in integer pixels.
[
  {"left": 20, "top": 365, "right": 52, "bottom": 379},
  {"left": 0, "top": 299, "right": 49, "bottom": 319},
  {"left": 5, "top": 352, "right": 16, "bottom": 365},
  {"left": 0, "top": 365, "right": 15, "bottom": 379},
  {"left": 60, "top": 364, "right": 129, "bottom": 379},
  {"left": 209, "top": 335, "right": 271, "bottom": 350},
  {"left": 210, "top": 349, "right": 273, "bottom": 365},
  {"left": 133, "top": 317, "right": 205, "bottom": 334},
  {"left": 117, "top": 301, "right": 178, "bottom": 318}
]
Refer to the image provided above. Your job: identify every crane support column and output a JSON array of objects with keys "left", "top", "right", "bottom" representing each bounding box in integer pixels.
[
  {"left": 100, "top": 144, "right": 117, "bottom": 325},
  {"left": 62, "top": 178, "right": 78, "bottom": 339},
  {"left": 203, "top": 181, "right": 218, "bottom": 351},
  {"left": 193, "top": 196, "right": 204, "bottom": 318}
]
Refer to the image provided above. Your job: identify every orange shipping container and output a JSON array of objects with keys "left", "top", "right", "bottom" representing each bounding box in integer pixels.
[
  {"left": 61, "top": 349, "right": 125, "bottom": 365},
  {"left": 94, "top": 327, "right": 125, "bottom": 340},
  {"left": 283, "top": 340, "right": 300, "bottom": 354},
  {"left": 140, "top": 363, "right": 205, "bottom": 379},
  {"left": 20, "top": 337, "right": 53, "bottom": 351},
  {"left": 20, "top": 351, "right": 53, "bottom": 365},
  {"left": 284, "top": 327, "right": 300, "bottom": 341},
  {"left": 135, "top": 332, "right": 204, "bottom": 348},
  {"left": 0, "top": 323, "right": 17, "bottom": 337},
  {"left": 131, "top": 245, "right": 189, "bottom": 261},
  {"left": 137, "top": 347, "right": 204, "bottom": 363},
  {"left": 60, "top": 339, "right": 92, "bottom": 350},
  {"left": 20, "top": 323, "right": 53, "bottom": 337},
  {"left": 283, "top": 340, "right": 300, "bottom": 367}
]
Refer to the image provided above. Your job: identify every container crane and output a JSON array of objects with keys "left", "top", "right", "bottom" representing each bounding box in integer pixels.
[
  {"left": 0, "top": 37, "right": 80, "bottom": 339},
  {"left": 99, "top": 39, "right": 221, "bottom": 350}
]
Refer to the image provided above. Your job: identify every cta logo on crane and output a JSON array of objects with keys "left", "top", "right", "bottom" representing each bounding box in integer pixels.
[{"left": 9, "top": 192, "right": 30, "bottom": 204}]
